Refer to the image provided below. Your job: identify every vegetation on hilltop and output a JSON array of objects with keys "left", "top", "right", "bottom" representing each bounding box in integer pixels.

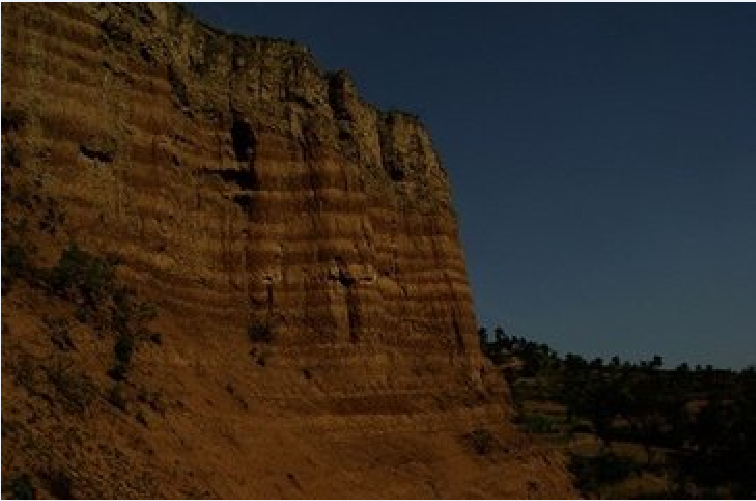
[{"left": 479, "top": 327, "right": 756, "bottom": 499}]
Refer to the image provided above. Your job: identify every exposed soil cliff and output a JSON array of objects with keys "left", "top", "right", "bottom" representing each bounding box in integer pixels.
[{"left": 1, "top": 3, "right": 576, "bottom": 498}]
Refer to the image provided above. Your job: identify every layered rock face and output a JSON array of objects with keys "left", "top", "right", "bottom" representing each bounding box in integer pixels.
[
  {"left": 4, "top": 2, "right": 478, "bottom": 360},
  {"left": 2, "top": 3, "right": 575, "bottom": 498}
]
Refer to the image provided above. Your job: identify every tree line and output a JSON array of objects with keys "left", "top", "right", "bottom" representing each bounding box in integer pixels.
[{"left": 479, "top": 327, "right": 756, "bottom": 498}]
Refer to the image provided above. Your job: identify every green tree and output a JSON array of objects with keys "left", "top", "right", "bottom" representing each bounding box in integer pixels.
[
  {"left": 494, "top": 326, "right": 506, "bottom": 345},
  {"left": 477, "top": 327, "right": 488, "bottom": 350}
]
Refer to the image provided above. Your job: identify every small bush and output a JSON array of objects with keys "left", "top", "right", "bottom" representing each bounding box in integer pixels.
[
  {"left": 568, "top": 452, "right": 640, "bottom": 494},
  {"left": 2, "top": 243, "right": 31, "bottom": 291},
  {"left": 74, "top": 306, "right": 94, "bottom": 323},
  {"left": 5, "top": 473, "right": 35, "bottom": 499},
  {"left": 248, "top": 321, "right": 274, "bottom": 344},
  {"left": 111, "top": 287, "right": 158, "bottom": 337},
  {"left": 106, "top": 385, "right": 128, "bottom": 412},
  {"left": 135, "top": 301, "right": 159, "bottom": 323},
  {"left": 46, "top": 362, "right": 98, "bottom": 413},
  {"left": 46, "top": 470, "right": 73, "bottom": 499},
  {"left": 520, "top": 414, "right": 557, "bottom": 434},
  {"left": 466, "top": 428, "right": 496, "bottom": 455},
  {"left": 111, "top": 286, "right": 135, "bottom": 334},
  {"left": 2, "top": 143, "right": 22, "bottom": 168},
  {"left": 107, "top": 362, "right": 128, "bottom": 382},
  {"left": 113, "top": 335, "right": 135, "bottom": 367},
  {"left": 48, "top": 244, "right": 116, "bottom": 306},
  {"left": 2, "top": 108, "right": 28, "bottom": 133}
]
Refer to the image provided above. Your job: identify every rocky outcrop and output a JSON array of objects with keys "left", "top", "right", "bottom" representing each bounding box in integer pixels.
[
  {"left": 1, "top": 3, "right": 575, "bottom": 498},
  {"left": 4, "top": 2, "right": 478, "bottom": 358}
]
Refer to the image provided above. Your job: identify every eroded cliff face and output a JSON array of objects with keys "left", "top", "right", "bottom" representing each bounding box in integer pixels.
[
  {"left": 2, "top": 4, "right": 575, "bottom": 498},
  {"left": 5, "top": 2, "right": 478, "bottom": 359}
]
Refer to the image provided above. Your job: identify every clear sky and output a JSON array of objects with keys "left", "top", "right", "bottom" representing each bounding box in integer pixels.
[{"left": 188, "top": 3, "right": 756, "bottom": 369}]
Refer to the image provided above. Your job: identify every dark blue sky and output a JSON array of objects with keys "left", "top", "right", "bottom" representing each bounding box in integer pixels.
[{"left": 189, "top": 3, "right": 756, "bottom": 368}]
